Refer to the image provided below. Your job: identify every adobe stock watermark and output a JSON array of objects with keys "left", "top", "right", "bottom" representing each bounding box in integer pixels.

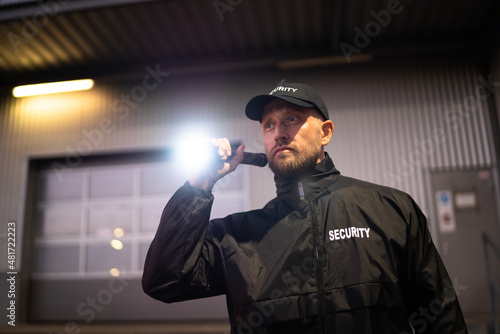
[
  {"left": 236, "top": 240, "right": 341, "bottom": 333},
  {"left": 236, "top": 233, "right": 466, "bottom": 333},
  {"left": 47, "top": 271, "right": 133, "bottom": 334},
  {"left": 7, "top": 0, "right": 70, "bottom": 54},
  {"left": 6, "top": 221, "right": 17, "bottom": 327},
  {"left": 384, "top": 73, "right": 499, "bottom": 188},
  {"left": 212, "top": 0, "right": 244, "bottom": 22},
  {"left": 339, "top": 0, "right": 409, "bottom": 63},
  {"left": 51, "top": 64, "right": 169, "bottom": 181},
  {"left": 176, "top": 192, "right": 325, "bottom": 333},
  {"left": 400, "top": 277, "right": 467, "bottom": 334}
]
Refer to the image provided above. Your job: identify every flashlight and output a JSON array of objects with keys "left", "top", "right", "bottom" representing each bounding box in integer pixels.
[
  {"left": 216, "top": 142, "right": 268, "bottom": 167},
  {"left": 177, "top": 137, "right": 267, "bottom": 173},
  {"left": 238, "top": 149, "right": 268, "bottom": 167}
]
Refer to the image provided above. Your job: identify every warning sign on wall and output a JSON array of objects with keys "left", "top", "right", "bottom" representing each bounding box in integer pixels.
[{"left": 436, "top": 190, "right": 456, "bottom": 233}]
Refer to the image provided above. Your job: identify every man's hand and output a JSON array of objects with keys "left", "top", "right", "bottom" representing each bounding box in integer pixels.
[{"left": 188, "top": 138, "right": 245, "bottom": 191}]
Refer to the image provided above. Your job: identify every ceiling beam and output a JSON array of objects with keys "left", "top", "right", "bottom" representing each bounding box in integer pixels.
[{"left": 0, "top": 0, "right": 162, "bottom": 22}]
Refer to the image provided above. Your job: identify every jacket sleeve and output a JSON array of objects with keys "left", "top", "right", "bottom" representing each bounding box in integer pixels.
[
  {"left": 141, "top": 181, "right": 226, "bottom": 303},
  {"left": 404, "top": 197, "right": 468, "bottom": 333}
]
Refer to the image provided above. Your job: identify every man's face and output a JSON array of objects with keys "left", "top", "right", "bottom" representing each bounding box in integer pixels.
[{"left": 261, "top": 99, "right": 331, "bottom": 179}]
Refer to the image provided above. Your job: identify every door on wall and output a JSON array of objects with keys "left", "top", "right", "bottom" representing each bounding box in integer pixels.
[
  {"left": 429, "top": 168, "right": 500, "bottom": 316},
  {"left": 28, "top": 151, "right": 249, "bottom": 322}
]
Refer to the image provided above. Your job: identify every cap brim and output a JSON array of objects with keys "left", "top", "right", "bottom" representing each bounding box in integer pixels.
[{"left": 245, "top": 95, "right": 315, "bottom": 121}]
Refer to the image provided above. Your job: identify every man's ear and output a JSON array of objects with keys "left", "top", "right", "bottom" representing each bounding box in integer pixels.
[{"left": 321, "top": 120, "right": 334, "bottom": 146}]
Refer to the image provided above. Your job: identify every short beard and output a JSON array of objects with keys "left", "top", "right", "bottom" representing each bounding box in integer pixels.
[{"left": 268, "top": 141, "right": 323, "bottom": 179}]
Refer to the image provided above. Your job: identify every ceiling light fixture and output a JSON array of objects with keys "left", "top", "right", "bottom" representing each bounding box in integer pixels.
[{"left": 12, "top": 79, "right": 94, "bottom": 98}]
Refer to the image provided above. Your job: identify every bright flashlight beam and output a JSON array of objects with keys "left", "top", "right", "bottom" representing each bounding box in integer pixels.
[
  {"left": 12, "top": 79, "right": 94, "bottom": 97},
  {"left": 177, "top": 136, "right": 267, "bottom": 173},
  {"left": 178, "top": 137, "right": 217, "bottom": 173}
]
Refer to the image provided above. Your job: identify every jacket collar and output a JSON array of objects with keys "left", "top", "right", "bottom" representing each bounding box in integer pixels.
[{"left": 274, "top": 152, "right": 340, "bottom": 204}]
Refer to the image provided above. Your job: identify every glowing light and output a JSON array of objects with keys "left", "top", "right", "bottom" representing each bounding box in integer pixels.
[
  {"left": 109, "top": 268, "right": 120, "bottom": 277},
  {"left": 110, "top": 239, "right": 123, "bottom": 250},
  {"left": 12, "top": 79, "right": 94, "bottom": 97},
  {"left": 176, "top": 133, "right": 217, "bottom": 174},
  {"left": 16, "top": 88, "right": 107, "bottom": 123},
  {"left": 113, "top": 228, "right": 124, "bottom": 238}
]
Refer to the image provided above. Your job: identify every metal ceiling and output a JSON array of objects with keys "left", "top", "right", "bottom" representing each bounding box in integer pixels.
[{"left": 0, "top": 0, "right": 498, "bottom": 86}]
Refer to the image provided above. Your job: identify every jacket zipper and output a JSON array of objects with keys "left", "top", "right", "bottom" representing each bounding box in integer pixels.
[{"left": 307, "top": 194, "right": 328, "bottom": 332}]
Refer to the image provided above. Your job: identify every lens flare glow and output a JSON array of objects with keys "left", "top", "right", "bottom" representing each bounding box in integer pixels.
[
  {"left": 113, "top": 227, "right": 124, "bottom": 238},
  {"left": 110, "top": 239, "right": 123, "bottom": 250},
  {"left": 109, "top": 268, "right": 120, "bottom": 277},
  {"left": 176, "top": 133, "right": 217, "bottom": 174}
]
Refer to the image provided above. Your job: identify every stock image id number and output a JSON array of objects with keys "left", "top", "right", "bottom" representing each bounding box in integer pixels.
[{"left": 7, "top": 221, "right": 16, "bottom": 270}]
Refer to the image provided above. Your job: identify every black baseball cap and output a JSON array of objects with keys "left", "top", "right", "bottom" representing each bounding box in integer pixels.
[{"left": 245, "top": 79, "right": 329, "bottom": 122}]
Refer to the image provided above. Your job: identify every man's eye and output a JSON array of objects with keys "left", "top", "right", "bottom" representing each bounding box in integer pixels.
[
  {"left": 288, "top": 115, "right": 297, "bottom": 122},
  {"left": 264, "top": 122, "right": 273, "bottom": 130}
]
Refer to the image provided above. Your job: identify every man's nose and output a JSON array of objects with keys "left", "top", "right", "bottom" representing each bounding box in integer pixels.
[{"left": 274, "top": 123, "right": 288, "bottom": 141}]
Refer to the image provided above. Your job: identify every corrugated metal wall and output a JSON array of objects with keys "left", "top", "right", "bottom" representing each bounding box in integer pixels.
[
  {"left": 318, "top": 56, "right": 496, "bottom": 210},
  {"left": 0, "top": 53, "right": 497, "bottom": 275}
]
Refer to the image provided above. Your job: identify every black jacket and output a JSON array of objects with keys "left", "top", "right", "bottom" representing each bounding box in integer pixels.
[{"left": 142, "top": 154, "right": 467, "bottom": 333}]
